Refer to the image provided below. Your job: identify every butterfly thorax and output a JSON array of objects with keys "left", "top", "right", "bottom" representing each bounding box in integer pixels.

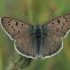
[{"left": 34, "top": 23, "right": 41, "bottom": 39}]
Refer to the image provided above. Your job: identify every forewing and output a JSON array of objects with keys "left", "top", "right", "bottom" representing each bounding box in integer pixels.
[
  {"left": 1, "top": 17, "right": 33, "bottom": 39},
  {"left": 41, "top": 34, "right": 62, "bottom": 58},
  {"left": 15, "top": 35, "right": 37, "bottom": 58},
  {"left": 43, "top": 13, "right": 70, "bottom": 37}
]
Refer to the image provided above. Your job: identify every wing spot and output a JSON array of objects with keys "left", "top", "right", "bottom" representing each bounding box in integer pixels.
[
  {"left": 8, "top": 24, "right": 10, "bottom": 26},
  {"left": 61, "top": 26, "right": 63, "bottom": 28},
  {"left": 57, "top": 29, "right": 58, "bottom": 32},
  {"left": 21, "top": 24, "right": 23, "bottom": 26},
  {"left": 13, "top": 29, "right": 15, "bottom": 31},
  {"left": 65, "top": 17, "right": 67, "bottom": 20},
  {"left": 52, "top": 22, "right": 54, "bottom": 24},
  {"left": 11, "top": 26, "right": 13, "bottom": 28},
  {"left": 63, "top": 23, "right": 65, "bottom": 25},
  {"left": 8, "top": 21, "right": 10, "bottom": 23},
  {"left": 57, "top": 19, "right": 60, "bottom": 23},
  {"left": 63, "top": 16, "right": 68, "bottom": 22},
  {"left": 18, "top": 31, "right": 20, "bottom": 34},
  {"left": 45, "top": 52, "right": 48, "bottom": 54},
  {"left": 16, "top": 22, "right": 18, "bottom": 26},
  {"left": 29, "top": 52, "right": 33, "bottom": 54}
]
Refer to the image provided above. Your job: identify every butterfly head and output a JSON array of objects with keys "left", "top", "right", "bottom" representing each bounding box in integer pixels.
[{"left": 35, "top": 23, "right": 40, "bottom": 28}]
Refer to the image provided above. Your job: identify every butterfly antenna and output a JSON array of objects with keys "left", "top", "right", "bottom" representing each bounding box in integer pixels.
[
  {"left": 40, "top": 9, "right": 54, "bottom": 23},
  {"left": 19, "top": 12, "right": 36, "bottom": 23}
]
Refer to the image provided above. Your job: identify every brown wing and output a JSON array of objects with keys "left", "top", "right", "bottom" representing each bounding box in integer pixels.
[
  {"left": 1, "top": 17, "right": 38, "bottom": 58},
  {"left": 43, "top": 13, "right": 70, "bottom": 37},
  {"left": 15, "top": 36, "right": 37, "bottom": 58},
  {"left": 41, "top": 13, "right": 70, "bottom": 58},
  {"left": 41, "top": 34, "right": 62, "bottom": 58},
  {"left": 1, "top": 17, "right": 33, "bottom": 39}
]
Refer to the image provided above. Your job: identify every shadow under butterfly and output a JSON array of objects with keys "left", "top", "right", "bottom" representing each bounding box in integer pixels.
[{"left": 1, "top": 13, "right": 70, "bottom": 59}]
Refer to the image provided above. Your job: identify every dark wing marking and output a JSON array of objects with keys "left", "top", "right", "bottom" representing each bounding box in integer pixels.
[
  {"left": 43, "top": 13, "right": 70, "bottom": 37},
  {"left": 1, "top": 17, "right": 33, "bottom": 39}
]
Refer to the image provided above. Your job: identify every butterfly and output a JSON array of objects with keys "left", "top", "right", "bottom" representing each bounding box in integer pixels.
[{"left": 1, "top": 13, "right": 70, "bottom": 59}]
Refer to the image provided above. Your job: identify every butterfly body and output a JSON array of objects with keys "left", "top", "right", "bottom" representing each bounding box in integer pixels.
[
  {"left": 34, "top": 23, "right": 41, "bottom": 39},
  {"left": 34, "top": 23, "right": 42, "bottom": 54},
  {"left": 1, "top": 13, "right": 70, "bottom": 59}
]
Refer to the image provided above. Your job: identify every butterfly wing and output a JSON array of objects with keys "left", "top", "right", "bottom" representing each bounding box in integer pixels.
[
  {"left": 43, "top": 13, "right": 70, "bottom": 37},
  {"left": 41, "top": 13, "right": 70, "bottom": 58},
  {"left": 1, "top": 17, "right": 37, "bottom": 58},
  {"left": 41, "top": 34, "right": 62, "bottom": 58},
  {"left": 1, "top": 17, "right": 33, "bottom": 39},
  {"left": 15, "top": 36, "right": 37, "bottom": 58}
]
